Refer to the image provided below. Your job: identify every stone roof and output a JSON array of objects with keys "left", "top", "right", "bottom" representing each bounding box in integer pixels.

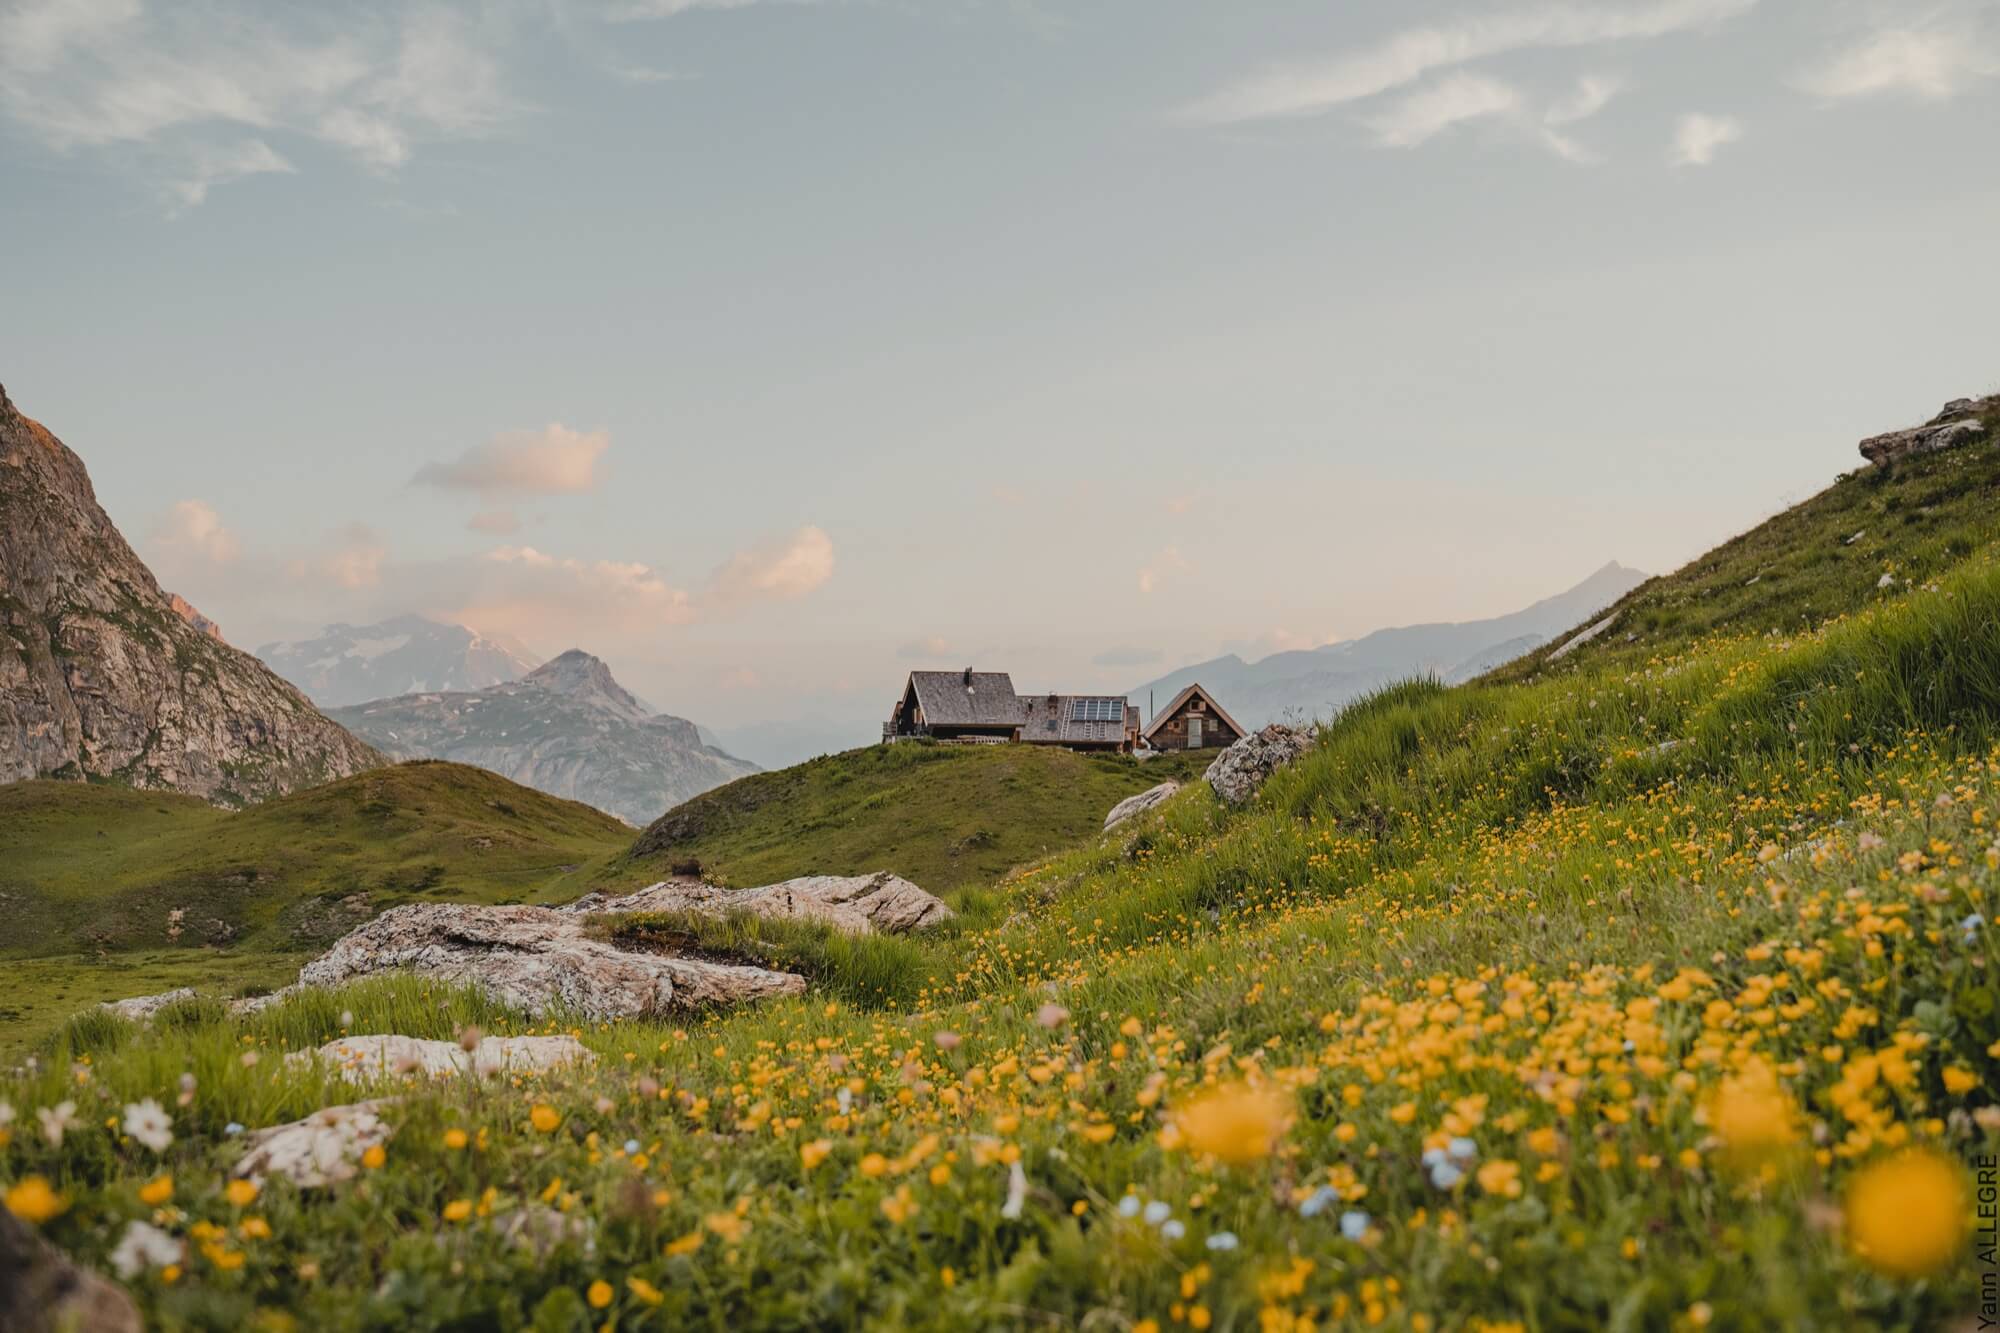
[{"left": 907, "top": 671, "right": 1025, "bottom": 727}]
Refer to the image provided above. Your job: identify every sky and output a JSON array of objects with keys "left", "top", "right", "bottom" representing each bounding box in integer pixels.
[{"left": 4, "top": 0, "right": 1999, "bottom": 751}]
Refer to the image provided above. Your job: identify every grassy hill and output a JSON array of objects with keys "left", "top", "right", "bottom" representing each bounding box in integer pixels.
[
  {"left": 3, "top": 421, "right": 1997, "bottom": 1328},
  {"left": 621, "top": 742, "right": 1211, "bottom": 892}
]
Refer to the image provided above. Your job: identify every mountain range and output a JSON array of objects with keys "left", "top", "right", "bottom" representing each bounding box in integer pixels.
[
  {"left": 327, "top": 650, "right": 759, "bottom": 825},
  {"left": 0, "top": 385, "right": 380, "bottom": 804},
  {"left": 1128, "top": 560, "right": 1650, "bottom": 731},
  {"left": 258, "top": 615, "right": 541, "bottom": 708}
]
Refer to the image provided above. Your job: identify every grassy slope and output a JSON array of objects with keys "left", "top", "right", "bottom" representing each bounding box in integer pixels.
[
  {"left": 5, "top": 436, "right": 1998, "bottom": 1328},
  {"left": 620, "top": 742, "right": 1211, "bottom": 892}
]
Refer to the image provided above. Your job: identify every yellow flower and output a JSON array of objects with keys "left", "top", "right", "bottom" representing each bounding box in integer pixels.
[
  {"left": 880, "top": 1185, "right": 919, "bottom": 1224},
  {"left": 443, "top": 1127, "right": 469, "bottom": 1150},
  {"left": 1389, "top": 1102, "right": 1417, "bottom": 1126},
  {"left": 361, "top": 1144, "right": 387, "bottom": 1170},
  {"left": 1845, "top": 1149, "right": 1969, "bottom": 1278},
  {"left": 225, "top": 1178, "right": 260, "bottom": 1208},
  {"left": 1704, "top": 1060, "right": 1796, "bottom": 1168},
  {"left": 1476, "top": 1159, "right": 1523, "bottom": 1199},
  {"left": 626, "top": 1277, "right": 664, "bottom": 1306},
  {"left": 587, "top": 1280, "right": 614, "bottom": 1309},
  {"left": 1172, "top": 1083, "right": 1293, "bottom": 1165},
  {"left": 1941, "top": 1067, "right": 1977, "bottom": 1096},
  {"left": 530, "top": 1104, "right": 562, "bottom": 1134},
  {"left": 799, "top": 1139, "right": 832, "bottom": 1171},
  {"left": 443, "top": 1199, "right": 473, "bottom": 1223},
  {"left": 139, "top": 1174, "right": 174, "bottom": 1206},
  {"left": 665, "top": 1230, "right": 704, "bottom": 1257},
  {"left": 704, "top": 1211, "right": 748, "bottom": 1243},
  {"left": 4, "top": 1176, "right": 66, "bottom": 1225},
  {"left": 859, "top": 1153, "right": 889, "bottom": 1178}
]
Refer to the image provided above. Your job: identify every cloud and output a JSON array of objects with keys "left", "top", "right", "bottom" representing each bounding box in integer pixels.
[
  {"left": 1092, "top": 646, "right": 1164, "bottom": 668},
  {"left": 1671, "top": 112, "right": 1742, "bottom": 165},
  {"left": 413, "top": 424, "right": 609, "bottom": 497},
  {"left": 1366, "top": 72, "right": 1523, "bottom": 147},
  {"left": 285, "top": 522, "right": 387, "bottom": 590},
  {"left": 0, "top": 0, "right": 514, "bottom": 207},
  {"left": 1178, "top": 0, "right": 1754, "bottom": 125},
  {"left": 708, "top": 526, "right": 835, "bottom": 604},
  {"left": 611, "top": 0, "right": 806, "bottom": 19},
  {"left": 897, "top": 635, "right": 956, "bottom": 660},
  {"left": 470, "top": 544, "right": 696, "bottom": 633},
  {"left": 1164, "top": 495, "right": 1196, "bottom": 516},
  {"left": 1796, "top": 26, "right": 1999, "bottom": 102},
  {"left": 1137, "top": 547, "right": 1191, "bottom": 596},
  {"left": 152, "top": 499, "right": 239, "bottom": 563}
]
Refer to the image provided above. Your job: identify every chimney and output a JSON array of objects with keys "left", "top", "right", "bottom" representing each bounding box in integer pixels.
[{"left": 962, "top": 666, "right": 973, "bottom": 685}]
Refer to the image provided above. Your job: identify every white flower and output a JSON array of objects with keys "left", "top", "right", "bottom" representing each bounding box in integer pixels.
[
  {"left": 1298, "top": 1185, "right": 1340, "bottom": 1218},
  {"left": 123, "top": 1098, "right": 174, "bottom": 1153},
  {"left": 109, "top": 1220, "right": 184, "bottom": 1279},
  {"left": 624, "top": 1139, "right": 641, "bottom": 1155},
  {"left": 1205, "top": 1231, "right": 1239, "bottom": 1251},
  {"left": 1340, "top": 1210, "right": 1371, "bottom": 1241},
  {"left": 1447, "top": 1136, "right": 1478, "bottom": 1162},
  {"left": 224, "top": 1122, "right": 245, "bottom": 1137},
  {"left": 1000, "top": 1160, "right": 1028, "bottom": 1220},
  {"left": 1161, "top": 1219, "right": 1186, "bottom": 1240},
  {"left": 1143, "top": 1200, "right": 1171, "bottom": 1225},
  {"left": 0, "top": 1102, "right": 13, "bottom": 1129},
  {"left": 1429, "top": 1160, "right": 1464, "bottom": 1189},
  {"left": 38, "top": 1101, "right": 77, "bottom": 1147},
  {"left": 1117, "top": 1195, "right": 1142, "bottom": 1218}
]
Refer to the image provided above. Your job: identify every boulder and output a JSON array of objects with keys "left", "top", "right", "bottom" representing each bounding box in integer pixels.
[
  {"left": 293, "top": 903, "right": 805, "bottom": 1018},
  {"left": 288, "top": 1033, "right": 595, "bottom": 1083},
  {"left": 0, "top": 1209, "right": 140, "bottom": 1333},
  {"left": 99, "top": 988, "right": 196, "bottom": 1022},
  {"left": 1859, "top": 413, "right": 1986, "bottom": 467},
  {"left": 1204, "top": 725, "right": 1313, "bottom": 807},
  {"left": 1104, "top": 781, "right": 1181, "bottom": 831},
  {"left": 233, "top": 1099, "right": 396, "bottom": 1188},
  {"left": 561, "top": 870, "right": 952, "bottom": 934}
]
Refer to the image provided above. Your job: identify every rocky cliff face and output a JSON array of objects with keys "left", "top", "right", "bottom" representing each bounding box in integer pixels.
[
  {"left": 328, "top": 650, "right": 758, "bottom": 825},
  {"left": 0, "top": 385, "right": 382, "bottom": 804}
]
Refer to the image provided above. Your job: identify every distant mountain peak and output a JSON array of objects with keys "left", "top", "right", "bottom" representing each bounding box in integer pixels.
[
  {"left": 259, "top": 614, "right": 540, "bottom": 708},
  {"left": 523, "top": 649, "right": 645, "bottom": 714}
]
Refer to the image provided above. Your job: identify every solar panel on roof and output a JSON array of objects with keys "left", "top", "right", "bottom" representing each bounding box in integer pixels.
[{"left": 1070, "top": 698, "right": 1122, "bottom": 722}]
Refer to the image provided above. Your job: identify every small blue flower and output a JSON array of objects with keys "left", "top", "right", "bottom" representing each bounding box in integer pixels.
[
  {"left": 1298, "top": 1185, "right": 1340, "bottom": 1218},
  {"left": 1421, "top": 1146, "right": 1447, "bottom": 1168},
  {"left": 1118, "top": 1195, "right": 1142, "bottom": 1218},
  {"left": 1963, "top": 912, "right": 1985, "bottom": 938},
  {"left": 1205, "top": 1231, "right": 1239, "bottom": 1251},
  {"left": 1143, "top": 1200, "right": 1171, "bottom": 1225},
  {"left": 1339, "top": 1210, "right": 1371, "bottom": 1241},
  {"left": 624, "top": 1139, "right": 641, "bottom": 1155},
  {"left": 1448, "top": 1137, "right": 1477, "bottom": 1161},
  {"left": 1161, "top": 1219, "right": 1186, "bottom": 1240},
  {"left": 223, "top": 1122, "right": 244, "bottom": 1137},
  {"left": 1430, "top": 1160, "right": 1464, "bottom": 1189}
]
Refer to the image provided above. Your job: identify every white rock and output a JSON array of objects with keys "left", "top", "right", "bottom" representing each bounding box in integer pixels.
[
  {"left": 99, "top": 989, "right": 197, "bottom": 1022},
  {"left": 1204, "top": 725, "right": 1313, "bottom": 808},
  {"left": 563, "top": 870, "right": 952, "bottom": 935},
  {"left": 1104, "top": 781, "right": 1181, "bottom": 831},
  {"left": 287, "top": 1033, "right": 596, "bottom": 1083},
  {"left": 233, "top": 1099, "right": 397, "bottom": 1187}
]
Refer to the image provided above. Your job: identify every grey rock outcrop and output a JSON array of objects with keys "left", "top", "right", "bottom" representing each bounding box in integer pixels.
[
  {"left": 292, "top": 902, "right": 805, "bottom": 1017},
  {"left": 327, "top": 649, "right": 756, "bottom": 825},
  {"left": 289, "top": 1033, "right": 595, "bottom": 1083},
  {"left": 1204, "top": 724, "right": 1312, "bottom": 807},
  {"left": 1104, "top": 781, "right": 1181, "bottom": 831},
  {"left": 1859, "top": 395, "right": 1991, "bottom": 467},
  {"left": 0, "top": 1209, "right": 140, "bottom": 1333},
  {"left": 562, "top": 870, "right": 953, "bottom": 934},
  {"left": 100, "top": 988, "right": 196, "bottom": 1022},
  {"left": 233, "top": 1099, "right": 397, "bottom": 1188},
  {"left": 0, "top": 384, "right": 380, "bottom": 804}
]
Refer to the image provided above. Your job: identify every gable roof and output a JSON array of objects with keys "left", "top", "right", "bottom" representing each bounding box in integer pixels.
[
  {"left": 906, "top": 671, "right": 1025, "bottom": 727},
  {"left": 1142, "top": 682, "right": 1245, "bottom": 743},
  {"left": 1020, "top": 694, "right": 1135, "bottom": 746}
]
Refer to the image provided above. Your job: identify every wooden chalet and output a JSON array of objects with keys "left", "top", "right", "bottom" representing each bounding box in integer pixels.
[
  {"left": 1140, "top": 682, "right": 1244, "bottom": 751},
  {"left": 884, "top": 670, "right": 1141, "bottom": 752}
]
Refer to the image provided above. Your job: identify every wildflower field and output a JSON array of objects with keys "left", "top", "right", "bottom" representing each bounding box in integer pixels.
[{"left": 4, "top": 445, "right": 1998, "bottom": 1330}]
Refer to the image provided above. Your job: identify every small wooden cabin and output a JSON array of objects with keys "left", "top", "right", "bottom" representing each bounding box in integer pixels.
[{"left": 1142, "top": 683, "right": 1244, "bottom": 751}]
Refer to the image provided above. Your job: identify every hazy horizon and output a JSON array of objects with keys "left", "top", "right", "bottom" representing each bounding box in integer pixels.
[{"left": 5, "top": 0, "right": 1997, "bottom": 736}]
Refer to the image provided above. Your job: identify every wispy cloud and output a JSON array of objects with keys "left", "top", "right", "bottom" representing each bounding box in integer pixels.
[
  {"left": 897, "top": 635, "right": 956, "bottom": 661},
  {"left": 414, "top": 425, "right": 610, "bottom": 497},
  {"left": 1137, "top": 547, "right": 1191, "bottom": 596},
  {"left": 1177, "top": 0, "right": 1754, "bottom": 126},
  {"left": 611, "top": 0, "right": 812, "bottom": 20},
  {"left": 1365, "top": 71, "right": 1523, "bottom": 147},
  {"left": 1796, "top": 26, "right": 1999, "bottom": 102},
  {"left": 1671, "top": 111, "right": 1742, "bottom": 165},
  {"left": 152, "top": 499, "right": 240, "bottom": 563},
  {"left": 708, "top": 526, "right": 836, "bottom": 604},
  {"left": 0, "top": 0, "right": 514, "bottom": 207}
]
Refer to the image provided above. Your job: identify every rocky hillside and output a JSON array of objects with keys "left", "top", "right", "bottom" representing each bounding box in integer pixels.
[
  {"left": 0, "top": 385, "right": 380, "bottom": 805},
  {"left": 328, "top": 650, "right": 757, "bottom": 825},
  {"left": 258, "top": 614, "right": 540, "bottom": 708}
]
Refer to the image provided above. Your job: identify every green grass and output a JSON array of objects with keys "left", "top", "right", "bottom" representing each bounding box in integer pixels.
[
  {"left": 620, "top": 743, "right": 1211, "bottom": 892},
  {"left": 4, "top": 435, "right": 1998, "bottom": 1329}
]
